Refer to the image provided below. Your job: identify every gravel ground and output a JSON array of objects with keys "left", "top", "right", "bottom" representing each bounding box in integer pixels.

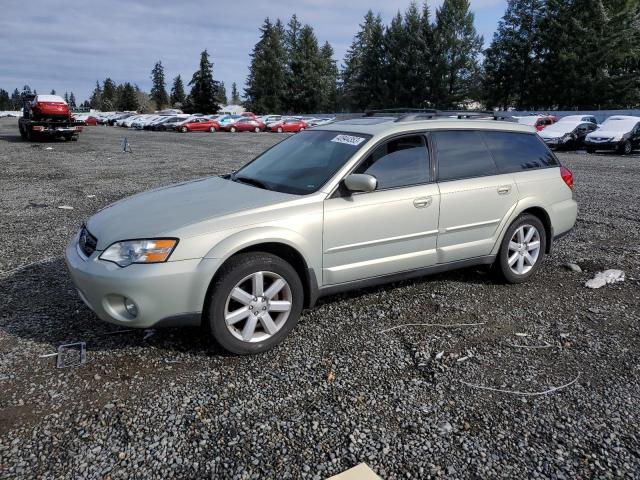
[{"left": 1, "top": 118, "right": 639, "bottom": 479}]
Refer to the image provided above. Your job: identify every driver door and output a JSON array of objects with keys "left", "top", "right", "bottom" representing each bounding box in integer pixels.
[{"left": 322, "top": 134, "right": 440, "bottom": 285}]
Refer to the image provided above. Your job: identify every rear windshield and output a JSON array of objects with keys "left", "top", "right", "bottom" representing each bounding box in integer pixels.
[{"left": 233, "top": 130, "right": 371, "bottom": 195}]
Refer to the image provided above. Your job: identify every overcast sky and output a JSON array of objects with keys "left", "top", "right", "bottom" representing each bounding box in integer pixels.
[{"left": 0, "top": 0, "right": 506, "bottom": 103}]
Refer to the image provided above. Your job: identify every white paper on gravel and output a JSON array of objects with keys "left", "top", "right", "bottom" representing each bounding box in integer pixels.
[{"left": 585, "top": 269, "right": 625, "bottom": 289}]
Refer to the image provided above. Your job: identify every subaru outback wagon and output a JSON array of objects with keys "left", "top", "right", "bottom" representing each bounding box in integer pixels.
[{"left": 66, "top": 113, "right": 577, "bottom": 354}]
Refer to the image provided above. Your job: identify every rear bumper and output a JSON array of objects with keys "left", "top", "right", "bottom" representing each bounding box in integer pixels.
[{"left": 65, "top": 233, "right": 222, "bottom": 328}]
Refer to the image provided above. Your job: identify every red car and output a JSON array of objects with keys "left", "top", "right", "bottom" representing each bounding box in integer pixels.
[
  {"left": 518, "top": 115, "right": 557, "bottom": 131},
  {"left": 225, "top": 118, "right": 266, "bottom": 133},
  {"left": 178, "top": 118, "right": 220, "bottom": 133},
  {"left": 270, "top": 119, "right": 308, "bottom": 133},
  {"left": 241, "top": 112, "right": 257, "bottom": 119}
]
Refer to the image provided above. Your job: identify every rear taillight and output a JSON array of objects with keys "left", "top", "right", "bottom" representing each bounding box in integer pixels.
[{"left": 560, "top": 165, "right": 574, "bottom": 190}]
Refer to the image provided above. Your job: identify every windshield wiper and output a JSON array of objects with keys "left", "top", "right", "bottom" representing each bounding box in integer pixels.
[{"left": 233, "top": 175, "right": 269, "bottom": 190}]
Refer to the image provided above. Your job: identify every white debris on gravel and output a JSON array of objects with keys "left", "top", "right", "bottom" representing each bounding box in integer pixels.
[
  {"left": 585, "top": 269, "right": 625, "bottom": 289},
  {"left": 57, "top": 205, "right": 74, "bottom": 210},
  {"left": 563, "top": 262, "right": 582, "bottom": 273}
]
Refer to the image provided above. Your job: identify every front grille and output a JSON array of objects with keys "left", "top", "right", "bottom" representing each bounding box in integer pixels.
[{"left": 78, "top": 226, "right": 98, "bottom": 258}]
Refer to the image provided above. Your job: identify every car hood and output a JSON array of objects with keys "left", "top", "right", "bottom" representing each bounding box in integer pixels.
[
  {"left": 87, "top": 176, "right": 296, "bottom": 249},
  {"left": 586, "top": 128, "right": 627, "bottom": 139}
]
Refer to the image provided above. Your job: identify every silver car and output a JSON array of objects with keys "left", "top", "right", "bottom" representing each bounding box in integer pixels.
[{"left": 66, "top": 116, "right": 577, "bottom": 354}]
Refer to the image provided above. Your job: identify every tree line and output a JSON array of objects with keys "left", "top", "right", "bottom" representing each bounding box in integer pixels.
[
  {"left": 0, "top": 85, "right": 82, "bottom": 111},
  {"left": 3, "top": 0, "right": 638, "bottom": 114}
]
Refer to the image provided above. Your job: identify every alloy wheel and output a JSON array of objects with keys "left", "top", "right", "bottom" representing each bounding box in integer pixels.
[
  {"left": 224, "top": 271, "right": 293, "bottom": 343},
  {"left": 507, "top": 224, "right": 541, "bottom": 275}
]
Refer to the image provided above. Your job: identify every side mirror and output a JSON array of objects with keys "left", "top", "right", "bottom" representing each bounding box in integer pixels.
[{"left": 343, "top": 174, "right": 377, "bottom": 193}]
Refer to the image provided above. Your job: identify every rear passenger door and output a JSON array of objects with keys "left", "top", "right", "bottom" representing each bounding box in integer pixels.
[{"left": 433, "top": 130, "right": 518, "bottom": 263}]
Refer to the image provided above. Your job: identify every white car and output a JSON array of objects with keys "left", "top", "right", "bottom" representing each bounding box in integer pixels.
[
  {"left": 538, "top": 119, "right": 598, "bottom": 150},
  {"left": 584, "top": 115, "right": 640, "bottom": 154}
]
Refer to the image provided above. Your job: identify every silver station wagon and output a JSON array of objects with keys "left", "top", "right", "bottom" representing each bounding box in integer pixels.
[{"left": 66, "top": 111, "right": 577, "bottom": 354}]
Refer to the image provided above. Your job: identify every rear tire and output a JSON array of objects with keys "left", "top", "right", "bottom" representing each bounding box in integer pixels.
[
  {"left": 494, "top": 214, "right": 547, "bottom": 284},
  {"left": 19, "top": 124, "right": 27, "bottom": 139},
  {"left": 277, "top": 127, "right": 283, "bottom": 133},
  {"left": 207, "top": 253, "right": 303, "bottom": 354},
  {"left": 209, "top": 126, "right": 216, "bottom": 133},
  {"left": 586, "top": 147, "right": 595, "bottom": 154},
  {"left": 254, "top": 127, "right": 260, "bottom": 133},
  {"left": 230, "top": 126, "right": 237, "bottom": 133}
]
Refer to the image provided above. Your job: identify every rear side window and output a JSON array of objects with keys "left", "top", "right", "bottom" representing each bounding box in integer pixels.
[
  {"left": 433, "top": 131, "right": 497, "bottom": 181},
  {"left": 483, "top": 132, "right": 558, "bottom": 173},
  {"left": 354, "top": 135, "right": 429, "bottom": 189}
]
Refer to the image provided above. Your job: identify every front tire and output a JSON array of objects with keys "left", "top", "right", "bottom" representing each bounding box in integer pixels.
[
  {"left": 494, "top": 214, "right": 547, "bottom": 284},
  {"left": 230, "top": 126, "right": 237, "bottom": 133},
  {"left": 586, "top": 147, "right": 595, "bottom": 154},
  {"left": 209, "top": 126, "right": 216, "bottom": 133},
  {"left": 620, "top": 140, "right": 632, "bottom": 155},
  {"left": 254, "top": 127, "right": 260, "bottom": 133},
  {"left": 181, "top": 127, "right": 188, "bottom": 133},
  {"left": 207, "top": 253, "right": 303, "bottom": 354}
]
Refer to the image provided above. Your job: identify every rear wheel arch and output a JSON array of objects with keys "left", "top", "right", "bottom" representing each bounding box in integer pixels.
[{"left": 520, "top": 206, "right": 553, "bottom": 254}]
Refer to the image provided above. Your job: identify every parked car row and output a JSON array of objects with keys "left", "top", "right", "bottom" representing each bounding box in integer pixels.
[
  {"left": 516, "top": 114, "right": 640, "bottom": 154},
  {"left": 88, "top": 111, "right": 335, "bottom": 134}
]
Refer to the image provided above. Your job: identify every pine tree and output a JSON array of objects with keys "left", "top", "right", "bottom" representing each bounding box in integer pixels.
[
  {"left": 217, "top": 81, "right": 228, "bottom": 105},
  {"left": 291, "top": 24, "right": 323, "bottom": 112},
  {"left": 342, "top": 10, "right": 388, "bottom": 111},
  {"left": 90, "top": 81, "right": 103, "bottom": 110},
  {"left": 69, "top": 92, "right": 77, "bottom": 109},
  {"left": 150, "top": 60, "right": 169, "bottom": 109},
  {"left": 117, "top": 82, "right": 138, "bottom": 111},
  {"left": 483, "top": 0, "right": 545, "bottom": 109},
  {"left": 245, "top": 18, "right": 287, "bottom": 113},
  {"left": 50, "top": 89, "right": 56, "bottom": 95},
  {"left": 318, "top": 41, "right": 338, "bottom": 112},
  {"left": 0, "top": 89, "right": 10, "bottom": 110},
  {"left": 102, "top": 78, "right": 117, "bottom": 110},
  {"left": 283, "top": 15, "right": 304, "bottom": 112},
  {"left": 10, "top": 88, "right": 21, "bottom": 110},
  {"left": 188, "top": 50, "right": 220, "bottom": 114},
  {"left": 170, "top": 75, "right": 186, "bottom": 107},
  {"left": 432, "top": 0, "right": 483, "bottom": 108},
  {"left": 231, "top": 82, "right": 241, "bottom": 104},
  {"left": 64, "top": 92, "right": 69, "bottom": 103}
]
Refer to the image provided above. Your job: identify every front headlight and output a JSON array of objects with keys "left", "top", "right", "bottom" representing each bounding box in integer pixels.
[{"left": 100, "top": 239, "right": 178, "bottom": 267}]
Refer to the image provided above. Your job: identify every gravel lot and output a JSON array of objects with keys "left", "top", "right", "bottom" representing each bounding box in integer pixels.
[{"left": 1, "top": 118, "right": 639, "bottom": 479}]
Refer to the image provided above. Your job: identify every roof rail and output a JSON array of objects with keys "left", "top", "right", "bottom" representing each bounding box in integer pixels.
[{"left": 364, "top": 108, "right": 438, "bottom": 117}]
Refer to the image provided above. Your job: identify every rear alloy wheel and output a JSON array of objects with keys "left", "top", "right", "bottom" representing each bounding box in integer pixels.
[
  {"left": 495, "top": 214, "right": 546, "bottom": 284},
  {"left": 254, "top": 127, "right": 260, "bottom": 133},
  {"left": 208, "top": 253, "right": 303, "bottom": 354},
  {"left": 209, "top": 126, "right": 216, "bottom": 133},
  {"left": 230, "top": 126, "right": 237, "bottom": 133},
  {"left": 620, "top": 140, "right": 633, "bottom": 155},
  {"left": 181, "top": 127, "right": 188, "bottom": 133},
  {"left": 277, "top": 127, "right": 283, "bottom": 133}
]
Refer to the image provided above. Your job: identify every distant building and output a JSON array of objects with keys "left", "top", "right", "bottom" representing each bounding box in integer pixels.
[{"left": 219, "top": 104, "right": 244, "bottom": 115}]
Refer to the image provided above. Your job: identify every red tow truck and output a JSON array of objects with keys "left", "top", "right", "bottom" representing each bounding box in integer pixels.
[{"left": 18, "top": 94, "right": 84, "bottom": 141}]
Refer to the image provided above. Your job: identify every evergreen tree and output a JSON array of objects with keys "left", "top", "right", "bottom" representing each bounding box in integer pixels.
[
  {"left": 22, "top": 85, "right": 32, "bottom": 94},
  {"left": 50, "top": 89, "right": 56, "bottom": 95},
  {"left": 483, "top": 0, "right": 545, "bottom": 109},
  {"left": 64, "top": 92, "right": 69, "bottom": 103},
  {"left": 318, "top": 41, "right": 339, "bottom": 112},
  {"left": 231, "top": 82, "right": 241, "bottom": 104},
  {"left": 90, "top": 81, "right": 103, "bottom": 110},
  {"left": 69, "top": 92, "right": 77, "bottom": 109},
  {"left": 10, "top": 88, "right": 21, "bottom": 110},
  {"left": 342, "top": 10, "right": 388, "bottom": 111},
  {"left": 291, "top": 24, "right": 323, "bottom": 112},
  {"left": 188, "top": 50, "right": 220, "bottom": 114},
  {"left": 245, "top": 17, "right": 287, "bottom": 113},
  {"left": 282, "top": 14, "right": 304, "bottom": 112},
  {"left": 217, "top": 81, "right": 228, "bottom": 105},
  {"left": 0, "top": 89, "right": 10, "bottom": 110},
  {"left": 432, "top": 0, "right": 483, "bottom": 108},
  {"left": 170, "top": 75, "right": 186, "bottom": 107},
  {"left": 150, "top": 60, "right": 169, "bottom": 109},
  {"left": 117, "top": 82, "right": 138, "bottom": 111},
  {"left": 102, "top": 78, "right": 117, "bottom": 110}
]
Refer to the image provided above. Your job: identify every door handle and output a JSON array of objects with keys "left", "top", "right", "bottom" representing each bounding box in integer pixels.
[
  {"left": 413, "top": 197, "right": 432, "bottom": 208},
  {"left": 497, "top": 185, "right": 512, "bottom": 195}
]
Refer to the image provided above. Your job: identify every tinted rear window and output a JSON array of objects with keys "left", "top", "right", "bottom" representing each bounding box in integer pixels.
[
  {"left": 433, "top": 131, "right": 497, "bottom": 181},
  {"left": 483, "top": 132, "right": 558, "bottom": 172}
]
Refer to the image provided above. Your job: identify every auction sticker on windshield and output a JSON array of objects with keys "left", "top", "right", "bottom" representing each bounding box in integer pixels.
[{"left": 331, "top": 134, "right": 366, "bottom": 146}]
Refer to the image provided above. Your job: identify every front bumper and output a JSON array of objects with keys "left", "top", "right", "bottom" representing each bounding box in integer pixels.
[
  {"left": 584, "top": 139, "right": 620, "bottom": 150},
  {"left": 65, "top": 235, "right": 222, "bottom": 328}
]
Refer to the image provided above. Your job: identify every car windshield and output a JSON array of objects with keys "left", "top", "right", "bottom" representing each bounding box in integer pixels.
[
  {"left": 518, "top": 117, "right": 541, "bottom": 126},
  {"left": 232, "top": 130, "right": 371, "bottom": 195},
  {"left": 599, "top": 119, "right": 638, "bottom": 131}
]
